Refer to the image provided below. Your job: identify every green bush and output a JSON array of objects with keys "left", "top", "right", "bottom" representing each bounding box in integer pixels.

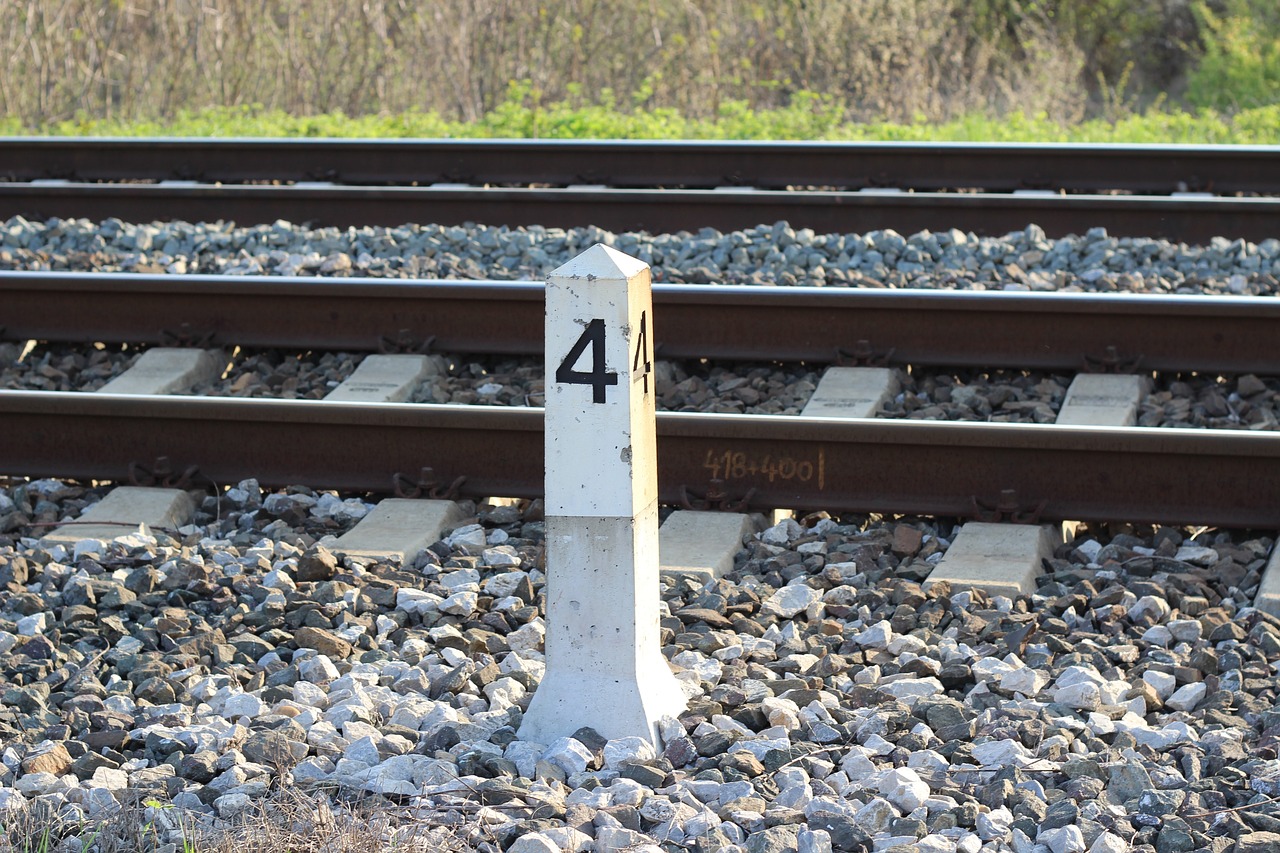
[
  {"left": 23, "top": 91, "right": 1280, "bottom": 144},
  {"left": 1186, "top": 0, "right": 1280, "bottom": 110}
]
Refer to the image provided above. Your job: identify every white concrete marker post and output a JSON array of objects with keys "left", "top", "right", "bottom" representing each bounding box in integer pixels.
[{"left": 517, "top": 244, "right": 687, "bottom": 746}]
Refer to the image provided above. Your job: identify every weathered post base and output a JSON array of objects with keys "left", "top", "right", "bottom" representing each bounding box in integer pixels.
[{"left": 517, "top": 509, "right": 686, "bottom": 744}]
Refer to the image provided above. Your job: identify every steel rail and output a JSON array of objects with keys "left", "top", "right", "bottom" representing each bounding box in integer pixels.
[
  {"left": 1, "top": 391, "right": 1277, "bottom": 527},
  {"left": 4, "top": 272, "right": 1279, "bottom": 373},
  {"left": 3, "top": 138, "right": 1279, "bottom": 194},
  {"left": 1, "top": 183, "right": 1278, "bottom": 241}
]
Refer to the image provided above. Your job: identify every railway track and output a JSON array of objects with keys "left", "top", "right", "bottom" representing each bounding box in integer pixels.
[
  {"left": 3, "top": 271, "right": 1279, "bottom": 526},
  {"left": 2, "top": 164, "right": 1279, "bottom": 853},
  {"left": 2, "top": 138, "right": 1279, "bottom": 240},
  {"left": 3, "top": 391, "right": 1278, "bottom": 528}
]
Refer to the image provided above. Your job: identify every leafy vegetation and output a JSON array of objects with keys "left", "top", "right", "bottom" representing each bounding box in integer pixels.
[
  {"left": 1185, "top": 0, "right": 1280, "bottom": 111},
  {"left": 12, "top": 91, "right": 1280, "bottom": 145},
  {"left": 0, "top": 0, "right": 1276, "bottom": 142}
]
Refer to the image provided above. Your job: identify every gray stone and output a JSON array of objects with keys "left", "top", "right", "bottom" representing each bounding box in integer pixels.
[
  {"left": 746, "top": 825, "right": 802, "bottom": 853},
  {"left": 1108, "top": 762, "right": 1153, "bottom": 803}
]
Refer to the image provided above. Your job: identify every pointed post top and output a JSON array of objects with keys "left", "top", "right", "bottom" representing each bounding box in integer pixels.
[{"left": 547, "top": 243, "right": 648, "bottom": 282}]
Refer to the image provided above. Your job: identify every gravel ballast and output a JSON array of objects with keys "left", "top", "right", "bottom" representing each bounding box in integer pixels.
[
  {"left": 3, "top": 217, "right": 1280, "bottom": 295},
  {"left": 0, "top": 344, "right": 145, "bottom": 393},
  {"left": 0, "top": 479, "right": 1278, "bottom": 853}
]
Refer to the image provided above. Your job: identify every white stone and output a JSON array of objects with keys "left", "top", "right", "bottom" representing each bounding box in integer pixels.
[
  {"left": 877, "top": 677, "right": 943, "bottom": 702},
  {"left": 89, "top": 767, "right": 128, "bottom": 790},
  {"left": 853, "top": 798, "right": 897, "bottom": 834},
  {"left": 1174, "top": 545, "right": 1219, "bottom": 566},
  {"left": 878, "top": 767, "right": 929, "bottom": 812},
  {"left": 16, "top": 612, "right": 48, "bottom": 636},
  {"left": 482, "top": 546, "right": 522, "bottom": 568},
  {"left": 854, "top": 620, "right": 893, "bottom": 649},
  {"left": 1089, "top": 831, "right": 1129, "bottom": 853},
  {"left": 1039, "top": 825, "right": 1086, "bottom": 853},
  {"left": 659, "top": 510, "right": 756, "bottom": 579},
  {"left": 445, "top": 524, "right": 487, "bottom": 553},
  {"left": 222, "top": 692, "right": 266, "bottom": 719},
  {"left": 687, "top": 809, "right": 723, "bottom": 838},
  {"left": 923, "top": 522, "right": 1058, "bottom": 598},
  {"left": 214, "top": 792, "right": 253, "bottom": 818},
  {"left": 801, "top": 366, "right": 899, "bottom": 419},
  {"left": 1166, "top": 682, "right": 1207, "bottom": 712},
  {"left": 1256, "top": 544, "right": 1280, "bottom": 618},
  {"left": 1128, "top": 595, "right": 1171, "bottom": 621},
  {"left": 604, "top": 736, "right": 657, "bottom": 769},
  {"left": 1000, "top": 667, "right": 1047, "bottom": 696},
  {"left": 972, "top": 739, "right": 1032, "bottom": 768},
  {"left": 440, "top": 568, "right": 480, "bottom": 591},
  {"left": 976, "top": 807, "right": 1012, "bottom": 841},
  {"left": 484, "top": 676, "right": 527, "bottom": 711},
  {"left": 1054, "top": 682, "right": 1101, "bottom": 710},
  {"left": 98, "top": 347, "right": 224, "bottom": 395},
  {"left": 507, "top": 832, "right": 561, "bottom": 853},
  {"left": 886, "top": 634, "right": 927, "bottom": 656},
  {"left": 292, "top": 756, "right": 335, "bottom": 783},
  {"left": 41, "top": 486, "right": 196, "bottom": 544},
  {"left": 539, "top": 827, "right": 592, "bottom": 852},
  {"left": 610, "top": 777, "right": 648, "bottom": 806},
  {"left": 324, "top": 354, "right": 438, "bottom": 403},
  {"left": 972, "top": 657, "right": 1016, "bottom": 682},
  {"left": 798, "top": 829, "right": 834, "bottom": 853},
  {"left": 1167, "top": 619, "right": 1203, "bottom": 643},
  {"left": 14, "top": 772, "right": 63, "bottom": 795},
  {"left": 541, "top": 737, "right": 594, "bottom": 777},
  {"left": 763, "top": 584, "right": 822, "bottom": 618},
  {"left": 774, "top": 781, "right": 813, "bottom": 810},
  {"left": 520, "top": 245, "right": 686, "bottom": 746},
  {"left": 72, "top": 538, "right": 106, "bottom": 560},
  {"left": 1128, "top": 726, "right": 1182, "bottom": 751},
  {"left": 484, "top": 571, "right": 530, "bottom": 598},
  {"left": 310, "top": 494, "right": 371, "bottom": 521},
  {"left": 1141, "top": 625, "right": 1173, "bottom": 647},
  {"left": 344, "top": 736, "right": 383, "bottom": 766},
  {"left": 507, "top": 620, "right": 546, "bottom": 655},
  {"left": 1074, "top": 539, "right": 1103, "bottom": 561},
  {"left": 761, "top": 518, "right": 802, "bottom": 546},
  {"left": 916, "top": 836, "right": 958, "bottom": 853},
  {"left": 1010, "top": 828, "right": 1036, "bottom": 853},
  {"left": 908, "top": 749, "right": 949, "bottom": 777},
  {"left": 596, "top": 826, "right": 651, "bottom": 851},
  {"left": 299, "top": 655, "right": 340, "bottom": 684},
  {"left": 840, "top": 748, "right": 877, "bottom": 781},
  {"left": 439, "top": 591, "right": 478, "bottom": 616},
  {"left": 1142, "top": 670, "right": 1177, "bottom": 701}
]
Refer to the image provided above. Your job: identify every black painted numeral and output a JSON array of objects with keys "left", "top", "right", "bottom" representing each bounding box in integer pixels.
[
  {"left": 556, "top": 318, "right": 618, "bottom": 403},
  {"left": 632, "top": 311, "right": 652, "bottom": 394}
]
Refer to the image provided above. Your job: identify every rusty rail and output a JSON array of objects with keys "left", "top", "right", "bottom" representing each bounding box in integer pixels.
[
  {"left": 2, "top": 182, "right": 1277, "bottom": 241},
  {"left": 2, "top": 391, "right": 1278, "bottom": 527},
  {"left": 4, "top": 272, "right": 1279, "bottom": 373},
  {"left": 5, "top": 138, "right": 1279, "bottom": 193}
]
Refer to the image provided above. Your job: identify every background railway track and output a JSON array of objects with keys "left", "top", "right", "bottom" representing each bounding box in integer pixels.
[
  {"left": 2, "top": 139, "right": 1279, "bottom": 240},
  {"left": 3, "top": 139, "right": 1280, "bottom": 853}
]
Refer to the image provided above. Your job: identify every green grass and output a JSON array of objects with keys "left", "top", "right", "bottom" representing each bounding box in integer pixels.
[{"left": 3, "top": 87, "right": 1279, "bottom": 144}]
